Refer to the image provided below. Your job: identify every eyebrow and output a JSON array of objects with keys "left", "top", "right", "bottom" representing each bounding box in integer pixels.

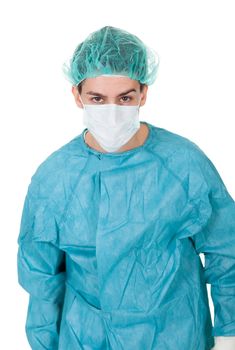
[{"left": 85, "top": 89, "right": 137, "bottom": 97}]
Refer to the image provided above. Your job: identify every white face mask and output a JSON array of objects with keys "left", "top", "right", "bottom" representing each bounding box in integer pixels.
[{"left": 80, "top": 96, "right": 141, "bottom": 152}]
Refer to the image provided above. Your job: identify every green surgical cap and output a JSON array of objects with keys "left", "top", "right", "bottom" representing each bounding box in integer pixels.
[{"left": 62, "top": 26, "right": 160, "bottom": 86}]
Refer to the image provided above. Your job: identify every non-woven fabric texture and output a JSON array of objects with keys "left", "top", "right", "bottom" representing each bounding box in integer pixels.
[
  {"left": 17, "top": 121, "right": 235, "bottom": 349},
  {"left": 62, "top": 25, "right": 160, "bottom": 86}
]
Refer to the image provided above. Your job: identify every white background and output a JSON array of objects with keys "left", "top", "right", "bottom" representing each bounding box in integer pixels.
[{"left": 0, "top": 0, "right": 234, "bottom": 348}]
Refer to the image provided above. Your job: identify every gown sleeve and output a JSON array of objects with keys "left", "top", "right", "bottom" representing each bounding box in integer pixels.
[
  {"left": 183, "top": 145, "right": 235, "bottom": 339},
  {"left": 17, "top": 177, "right": 66, "bottom": 349}
]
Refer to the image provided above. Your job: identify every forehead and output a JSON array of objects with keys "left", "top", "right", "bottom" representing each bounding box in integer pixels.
[{"left": 82, "top": 76, "right": 140, "bottom": 95}]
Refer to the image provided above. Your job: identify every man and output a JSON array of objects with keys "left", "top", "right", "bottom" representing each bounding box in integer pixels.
[
  {"left": 72, "top": 75, "right": 149, "bottom": 153},
  {"left": 17, "top": 25, "right": 235, "bottom": 349}
]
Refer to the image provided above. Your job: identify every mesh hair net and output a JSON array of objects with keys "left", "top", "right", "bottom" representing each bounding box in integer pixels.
[{"left": 62, "top": 26, "right": 160, "bottom": 86}]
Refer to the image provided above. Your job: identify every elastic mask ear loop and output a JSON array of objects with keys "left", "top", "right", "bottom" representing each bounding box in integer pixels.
[{"left": 79, "top": 94, "right": 85, "bottom": 108}]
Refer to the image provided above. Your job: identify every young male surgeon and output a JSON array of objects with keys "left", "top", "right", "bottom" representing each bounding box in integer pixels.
[{"left": 17, "top": 26, "right": 235, "bottom": 350}]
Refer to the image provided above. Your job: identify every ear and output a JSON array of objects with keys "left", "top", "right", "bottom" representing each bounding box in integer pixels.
[
  {"left": 71, "top": 85, "right": 83, "bottom": 109},
  {"left": 140, "top": 85, "right": 148, "bottom": 107}
]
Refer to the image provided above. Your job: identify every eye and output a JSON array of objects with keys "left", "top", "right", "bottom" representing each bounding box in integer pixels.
[
  {"left": 91, "top": 97, "right": 103, "bottom": 102},
  {"left": 121, "top": 96, "right": 132, "bottom": 102}
]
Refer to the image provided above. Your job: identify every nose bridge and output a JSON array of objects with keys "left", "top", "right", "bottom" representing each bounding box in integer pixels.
[
  {"left": 106, "top": 97, "right": 119, "bottom": 104},
  {"left": 108, "top": 104, "right": 120, "bottom": 126}
]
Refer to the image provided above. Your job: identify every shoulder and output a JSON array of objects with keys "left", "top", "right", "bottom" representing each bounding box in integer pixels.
[
  {"left": 27, "top": 133, "right": 86, "bottom": 197},
  {"left": 149, "top": 123, "right": 209, "bottom": 171},
  {"left": 149, "top": 123, "right": 203, "bottom": 158},
  {"left": 149, "top": 123, "right": 230, "bottom": 196}
]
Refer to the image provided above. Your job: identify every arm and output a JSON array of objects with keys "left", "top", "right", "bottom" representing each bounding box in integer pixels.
[
  {"left": 17, "top": 178, "right": 66, "bottom": 349},
  {"left": 185, "top": 146, "right": 235, "bottom": 346}
]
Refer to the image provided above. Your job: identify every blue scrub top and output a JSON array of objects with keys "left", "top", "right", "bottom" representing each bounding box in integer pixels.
[{"left": 17, "top": 121, "right": 235, "bottom": 349}]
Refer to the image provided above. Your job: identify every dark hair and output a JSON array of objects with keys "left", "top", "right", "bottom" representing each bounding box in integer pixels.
[{"left": 77, "top": 80, "right": 146, "bottom": 94}]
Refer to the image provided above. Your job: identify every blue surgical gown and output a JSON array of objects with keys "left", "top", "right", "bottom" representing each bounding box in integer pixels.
[{"left": 17, "top": 121, "right": 235, "bottom": 350}]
